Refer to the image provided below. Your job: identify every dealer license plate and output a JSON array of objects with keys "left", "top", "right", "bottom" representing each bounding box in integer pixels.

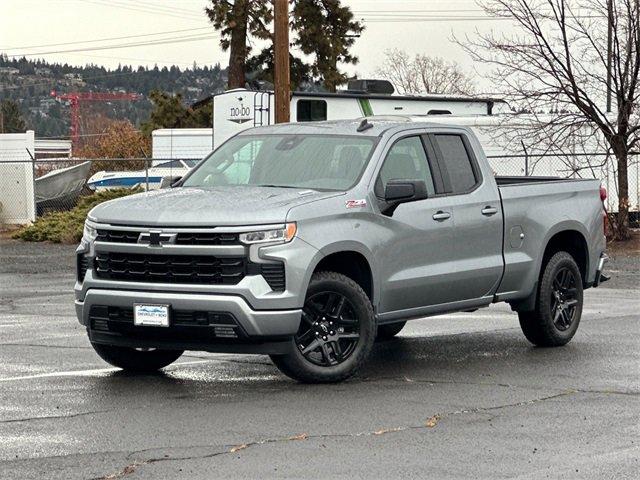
[{"left": 134, "top": 304, "right": 170, "bottom": 327}]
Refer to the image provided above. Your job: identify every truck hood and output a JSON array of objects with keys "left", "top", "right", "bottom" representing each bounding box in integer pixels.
[{"left": 89, "top": 186, "right": 342, "bottom": 226}]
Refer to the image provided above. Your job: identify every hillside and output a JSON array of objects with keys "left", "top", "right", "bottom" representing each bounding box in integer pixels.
[{"left": 0, "top": 55, "right": 226, "bottom": 138}]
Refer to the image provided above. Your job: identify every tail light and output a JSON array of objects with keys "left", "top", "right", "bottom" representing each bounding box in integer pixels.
[
  {"left": 600, "top": 185, "right": 608, "bottom": 235},
  {"left": 600, "top": 186, "right": 607, "bottom": 202}
]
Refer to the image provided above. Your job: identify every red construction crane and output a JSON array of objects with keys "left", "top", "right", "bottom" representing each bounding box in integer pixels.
[{"left": 50, "top": 90, "right": 140, "bottom": 146}]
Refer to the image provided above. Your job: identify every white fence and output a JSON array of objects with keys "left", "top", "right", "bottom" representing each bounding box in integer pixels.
[{"left": 0, "top": 131, "right": 36, "bottom": 224}]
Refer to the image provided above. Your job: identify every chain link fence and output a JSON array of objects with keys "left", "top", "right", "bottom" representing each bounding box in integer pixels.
[
  {"left": 0, "top": 157, "right": 187, "bottom": 224},
  {"left": 1, "top": 153, "right": 638, "bottom": 226}
]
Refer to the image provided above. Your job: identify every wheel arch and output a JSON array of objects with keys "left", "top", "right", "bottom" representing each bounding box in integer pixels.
[
  {"left": 305, "top": 243, "right": 377, "bottom": 307},
  {"left": 511, "top": 223, "right": 590, "bottom": 313},
  {"left": 540, "top": 226, "right": 590, "bottom": 287}
]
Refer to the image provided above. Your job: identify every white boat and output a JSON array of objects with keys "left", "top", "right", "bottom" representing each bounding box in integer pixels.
[
  {"left": 87, "top": 159, "right": 197, "bottom": 191},
  {"left": 35, "top": 161, "right": 91, "bottom": 214}
]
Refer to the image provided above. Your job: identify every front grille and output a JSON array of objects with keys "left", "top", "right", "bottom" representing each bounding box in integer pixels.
[
  {"left": 260, "top": 263, "right": 286, "bottom": 291},
  {"left": 176, "top": 232, "right": 239, "bottom": 245},
  {"left": 94, "top": 252, "right": 246, "bottom": 284},
  {"left": 95, "top": 229, "right": 240, "bottom": 246},
  {"left": 96, "top": 229, "right": 140, "bottom": 243},
  {"left": 77, "top": 253, "right": 89, "bottom": 282},
  {"left": 89, "top": 305, "right": 244, "bottom": 341}
]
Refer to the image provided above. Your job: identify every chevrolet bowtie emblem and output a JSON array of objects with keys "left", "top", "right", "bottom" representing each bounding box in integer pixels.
[{"left": 138, "top": 231, "right": 177, "bottom": 247}]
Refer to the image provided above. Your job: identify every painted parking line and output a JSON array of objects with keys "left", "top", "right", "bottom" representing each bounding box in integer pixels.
[{"left": 0, "top": 359, "right": 216, "bottom": 383}]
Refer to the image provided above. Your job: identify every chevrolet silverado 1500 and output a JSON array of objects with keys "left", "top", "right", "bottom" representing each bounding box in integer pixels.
[{"left": 75, "top": 118, "right": 608, "bottom": 382}]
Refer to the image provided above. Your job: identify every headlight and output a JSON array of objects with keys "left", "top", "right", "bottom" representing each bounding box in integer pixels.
[
  {"left": 239, "top": 223, "right": 297, "bottom": 245},
  {"left": 82, "top": 222, "right": 98, "bottom": 243}
]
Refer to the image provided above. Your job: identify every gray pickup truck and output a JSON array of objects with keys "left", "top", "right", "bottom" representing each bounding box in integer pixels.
[{"left": 75, "top": 118, "right": 608, "bottom": 383}]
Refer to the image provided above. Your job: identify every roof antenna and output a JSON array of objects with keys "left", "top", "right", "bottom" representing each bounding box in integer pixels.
[{"left": 357, "top": 118, "right": 373, "bottom": 132}]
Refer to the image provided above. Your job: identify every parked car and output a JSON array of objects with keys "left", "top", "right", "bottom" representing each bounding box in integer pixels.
[
  {"left": 75, "top": 118, "right": 608, "bottom": 383},
  {"left": 87, "top": 159, "right": 197, "bottom": 191}
]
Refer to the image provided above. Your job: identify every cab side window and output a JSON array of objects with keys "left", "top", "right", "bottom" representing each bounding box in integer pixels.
[
  {"left": 432, "top": 134, "right": 478, "bottom": 193},
  {"left": 376, "top": 136, "right": 435, "bottom": 197}
]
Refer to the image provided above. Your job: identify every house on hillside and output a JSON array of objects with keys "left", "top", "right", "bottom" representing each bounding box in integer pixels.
[{"left": 0, "top": 67, "right": 19, "bottom": 75}]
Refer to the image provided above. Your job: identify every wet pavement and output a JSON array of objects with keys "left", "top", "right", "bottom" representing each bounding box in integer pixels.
[{"left": 0, "top": 239, "right": 638, "bottom": 479}]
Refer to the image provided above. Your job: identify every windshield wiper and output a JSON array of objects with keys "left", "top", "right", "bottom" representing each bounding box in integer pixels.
[{"left": 255, "top": 184, "right": 302, "bottom": 189}]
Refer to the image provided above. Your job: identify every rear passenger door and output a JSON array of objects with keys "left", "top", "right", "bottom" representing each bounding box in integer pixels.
[{"left": 428, "top": 133, "right": 504, "bottom": 301}]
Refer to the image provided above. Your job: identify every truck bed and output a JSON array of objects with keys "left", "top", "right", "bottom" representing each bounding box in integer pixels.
[
  {"left": 494, "top": 176, "right": 604, "bottom": 302},
  {"left": 495, "top": 176, "right": 595, "bottom": 186}
]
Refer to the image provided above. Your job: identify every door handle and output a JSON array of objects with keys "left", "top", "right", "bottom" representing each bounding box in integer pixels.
[
  {"left": 481, "top": 206, "right": 498, "bottom": 216},
  {"left": 432, "top": 211, "right": 451, "bottom": 221}
]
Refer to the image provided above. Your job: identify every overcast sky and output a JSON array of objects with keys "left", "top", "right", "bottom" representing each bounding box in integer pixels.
[{"left": 0, "top": 0, "right": 515, "bottom": 93}]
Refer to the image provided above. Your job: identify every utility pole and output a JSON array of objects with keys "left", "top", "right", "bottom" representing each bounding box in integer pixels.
[
  {"left": 606, "top": 0, "right": 613, "bottom": 113},
  {"left": 274, "top": 0, "right": 290, "bottom": 123}
]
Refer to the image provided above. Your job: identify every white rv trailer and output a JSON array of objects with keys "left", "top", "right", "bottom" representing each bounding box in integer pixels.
[
  {"left": 206, "top": 86, "right": 635, "bottom": 215},
  {"left": 212, "top": 87, "right": 507, "bottom": 148},
  {"left": 152, "top": 128, "right": 213, "bottom": 165}
]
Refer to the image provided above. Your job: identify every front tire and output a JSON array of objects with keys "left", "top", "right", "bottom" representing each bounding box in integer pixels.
[
  {"left": 270, "top": 271, "right": 376, "bottom": 383},
  {"left": 91, "top": 342, "right": 183, "bottom": 372},
  {"left": 518, "top": 251, "right": 583, "bottom": 347}
]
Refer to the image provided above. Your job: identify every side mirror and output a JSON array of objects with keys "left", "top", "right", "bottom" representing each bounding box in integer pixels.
[
  {"left": 160, "top": 176, "right": 183, "bottom": 189},
  {"left": 382, "top": 179, "right": 428, "bottom": 216}
]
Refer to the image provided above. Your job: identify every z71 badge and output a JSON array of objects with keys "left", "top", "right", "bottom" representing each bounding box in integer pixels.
[{"left": 345, "top": 199, "right": 367, "bottom": 209}]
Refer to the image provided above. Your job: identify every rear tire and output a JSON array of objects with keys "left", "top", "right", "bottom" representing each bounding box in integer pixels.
[
  {"left": 518, "top": 251, "right": 583, "bottom": 347},
  {"left": 91, "top": 342, "right": 183, "bottom": 372},
  {"left": 270, "top": 271, "right": 375, "bottom": 383},
  {"left": 376, "top": 321, "right": 406, "bottom": 340}
]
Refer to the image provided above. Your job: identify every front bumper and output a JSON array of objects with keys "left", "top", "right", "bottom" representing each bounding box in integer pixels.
[
  {"left": 74, "top": 222, "right": 325, "bottom": 353},
  {"left": 76, "top": 289, "right": 301, "bottom": 354}
]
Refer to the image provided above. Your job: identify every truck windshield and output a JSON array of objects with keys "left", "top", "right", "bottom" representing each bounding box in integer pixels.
[{"left": 182, "top": 134, "right": 377, "bottom": 191}]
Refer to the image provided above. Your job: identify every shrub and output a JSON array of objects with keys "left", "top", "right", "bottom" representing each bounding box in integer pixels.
[{"left": 13, "top": 188, "right": 141, "bottom": 243}]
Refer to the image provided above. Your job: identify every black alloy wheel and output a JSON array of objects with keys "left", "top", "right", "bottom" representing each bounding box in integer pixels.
[
  {"left": 296, "top": 291, "right": 361, "bottom": 367},
  {"left": 270, "top": 271, "right": 375, "bottom": 383},
  {"left": 518, "top": 251, "right": 584, "bottom": 347},
  {"left": 550, "top": 266, "right": 580, "bottom": 331}
]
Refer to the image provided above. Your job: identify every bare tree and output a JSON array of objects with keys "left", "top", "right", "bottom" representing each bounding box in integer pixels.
[
  {"left": 460, "top": 0, "right": 639, "bottom": 240},
  {"left": 375, "top": 48, "right": 476, "bottom": 95}
]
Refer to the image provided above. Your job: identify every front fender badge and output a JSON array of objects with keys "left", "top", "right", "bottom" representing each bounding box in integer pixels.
[{"left": 346, "top": 199, "right": 367, "bottom": 209}]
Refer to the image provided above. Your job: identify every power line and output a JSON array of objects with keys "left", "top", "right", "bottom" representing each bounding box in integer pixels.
[
  {"left": 359, "top": 14, "right": 604, "bottom": 22},
  {"left": 354, "top": 9, "right": 490, "bottom": 14},
  {"left": 1, "top": 27, "right": 212, "bottom": 51},
  {"left": 81, "top": 0, "right": 205, "bottom": 22},
  {"left": 360, "top": 16, "right": 513, "bottom": 22},
  {"left": 3, "top": 32, "right": 219, "bottom": 58},
  {"left": 128, "top": 0, "right": 206, "bottom": 17}
]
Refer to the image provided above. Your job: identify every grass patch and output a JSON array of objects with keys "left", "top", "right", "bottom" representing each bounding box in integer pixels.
[{"left": 13, "top": 188, "right": 141, "bottom": 244}]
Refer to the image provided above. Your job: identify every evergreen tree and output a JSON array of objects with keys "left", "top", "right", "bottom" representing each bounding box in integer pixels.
[
  {"left": 292, "top": 0, "right": 364, "bottom": 92},
  {"left": 205, "top": 0, "right": 363, "bottom": 92},
  {"left": 0, "top": 100, "right": 26, "bottom": 133},
  {"left": 141, "top": 90, "right": 211, "bottom": 136},
  {"left": 245, "top": 46, "right": 312, "bottom": 91},
  {"left": 205, "top": 0, "right": 272, "bottom": 89}
]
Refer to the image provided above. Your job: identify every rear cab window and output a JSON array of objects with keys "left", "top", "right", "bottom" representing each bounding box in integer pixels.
[
  {"left": 430, "top": 134, "right": 480, "bottom": 194},
  {"left": 296, "top": 100, "right": 328, "bottom": 122}
]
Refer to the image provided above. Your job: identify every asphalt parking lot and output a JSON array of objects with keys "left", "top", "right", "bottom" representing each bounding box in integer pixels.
[{"left": 0, "top": 239, "right": 638, "bottom": 480}]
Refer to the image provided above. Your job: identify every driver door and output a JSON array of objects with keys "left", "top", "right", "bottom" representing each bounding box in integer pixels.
[{"left": 375, "top": 134, "right": 458, "bottom": 315}]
